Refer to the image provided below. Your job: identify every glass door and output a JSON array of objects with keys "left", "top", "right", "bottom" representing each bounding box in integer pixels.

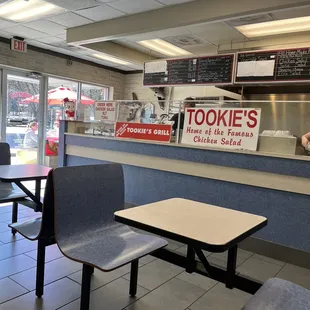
[{"left": 4, "top": 71, "right": 44, "bottom": 165}]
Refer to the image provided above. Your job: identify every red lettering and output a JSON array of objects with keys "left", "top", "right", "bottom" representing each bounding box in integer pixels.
[
  {"left": 228, "top": 110, "right": 233, "bottom": 126},
  {"left": 206, "top": 109, "right": 216, "bottom": 126},
  {"left": 247, "top": 110, "right": 258, "bottom": 128},
  {"left": 187, "top": 109, "right": 196, "bottom": 125},
  {"left": 232, "top": 110, "right": 242, "bottom": 127},
  {"left": 217, "top": 109, "right": 228, "bottom": 126},
  {"left": 195, "top": 109, "right": 205, "bottom": 125}
]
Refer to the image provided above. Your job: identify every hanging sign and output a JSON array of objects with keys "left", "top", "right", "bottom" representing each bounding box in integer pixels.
[
  {"left": 94, "top": 101, "right": 116, "bottom": 122},
  {"left": 115, "top": 122, "right": 172, "bottom": 142},
  {"left": 11, "top": 38, "right": 27, "bottom": 53},
  {"left": 181, "top": 108, "right": 261, "bottom": 151}
]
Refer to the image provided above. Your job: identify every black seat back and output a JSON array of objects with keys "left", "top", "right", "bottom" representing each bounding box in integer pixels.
[
  {"left": 0, "top": 143, "right": 11, "bottom": 165},
  {"left": 53, "top": 164, "right": 124, "bottom": 247},
  {"left": 40, "top": 170, "right": 55, "bottom": 238}
]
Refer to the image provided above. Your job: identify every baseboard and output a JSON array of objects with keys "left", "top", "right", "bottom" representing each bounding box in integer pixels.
[{"left": 239, "top": 237, "right": 310, "bottom": 269}]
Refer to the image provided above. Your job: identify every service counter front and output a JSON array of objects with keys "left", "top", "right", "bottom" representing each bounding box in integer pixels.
[{"left": 58, "top": 118, "right": 310, "bottom": 265}]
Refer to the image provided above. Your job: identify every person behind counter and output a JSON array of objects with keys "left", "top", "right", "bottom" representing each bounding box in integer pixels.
[
  {"left": 302, "top": 132, "right": 310, "bottom": 151},
  {"left": 170, "top": 97, "right": 196, "bottom": 131}
]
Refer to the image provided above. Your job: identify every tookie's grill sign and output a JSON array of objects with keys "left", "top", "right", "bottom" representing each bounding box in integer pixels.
[{"left": 181, "top": 107, "right": 261, "bottom": 151}]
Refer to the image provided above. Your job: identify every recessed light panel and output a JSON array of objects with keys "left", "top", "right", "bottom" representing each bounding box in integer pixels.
[{"left": 0, "top": 0, "right": 65, "bottom": 22}]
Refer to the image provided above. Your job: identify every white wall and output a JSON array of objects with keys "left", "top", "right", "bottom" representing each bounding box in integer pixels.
[
  {"left": 124, "top": 73, "right": 241, "bottom": 101},
  {"left": 0, "top": 41, "right": 125, "bottom": 99}
]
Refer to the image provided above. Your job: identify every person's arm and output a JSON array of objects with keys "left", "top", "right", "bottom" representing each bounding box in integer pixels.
[
  {"left": 301, "top": 132, "right": 310, "bottom": 147},
  {"left": 170, "top": 113, "right": 179, "bottom": 131}
]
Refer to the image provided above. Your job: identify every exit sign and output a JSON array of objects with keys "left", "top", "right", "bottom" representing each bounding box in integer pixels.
[{"left": 11, "top": 38, "right": 27, "bottom": 53}]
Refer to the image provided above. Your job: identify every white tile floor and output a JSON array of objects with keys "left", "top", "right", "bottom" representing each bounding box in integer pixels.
[{"left": 0, "top": 203, "right": 309, "bottom": 310}]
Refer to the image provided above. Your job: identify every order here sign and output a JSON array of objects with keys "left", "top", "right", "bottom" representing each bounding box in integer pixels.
[
  {"left": 95, "top": 101, "right": 116, "bottom": 122},
  {"left": 115, "top": 122, "right": 172, "bottom": 142},
  {"left": 181, "top": 107, "right": 261, "bottom": 151}
]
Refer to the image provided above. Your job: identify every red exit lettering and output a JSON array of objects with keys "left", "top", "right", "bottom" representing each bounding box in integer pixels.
[{"left": 11, "top": 39, "right": 27, "bottom": 53}]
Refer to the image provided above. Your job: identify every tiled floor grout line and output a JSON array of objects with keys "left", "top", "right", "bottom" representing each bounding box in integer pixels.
[
  {"left": 274, "top": 263, "right": 287, "bottom": 277},
  {"left": 8, "top": 276, "right": 31, "bottom": 293},
  {"left": 185, "top": 280, "right": 219, "bottom": 310}
]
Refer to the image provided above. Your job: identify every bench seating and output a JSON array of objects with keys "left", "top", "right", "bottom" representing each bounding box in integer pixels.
[
  {"left": 243, "top": 278, "right": 310, "bottom": 310},
  {"left": 53, "top": 164, "right": 168, "bottom": 310}
]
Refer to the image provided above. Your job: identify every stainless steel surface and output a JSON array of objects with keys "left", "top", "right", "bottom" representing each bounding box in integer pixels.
[
  {"left": 258, "top": 135, "right": 297, "bottom": 155},
  {"left": 243, "top": 94, "right": 310, "bottom": 138}
]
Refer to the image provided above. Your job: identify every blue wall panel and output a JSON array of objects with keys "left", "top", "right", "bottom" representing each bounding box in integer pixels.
[
  {"left": 66, "top": 135, "right": 310, "bottom": 179},
  {"left": 67, "top": 155, "right": 310, "bottom": 252}
]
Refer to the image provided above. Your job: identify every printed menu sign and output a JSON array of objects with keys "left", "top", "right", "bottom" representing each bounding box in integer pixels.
[
  {"left": 143, "top": 54, "right": 234, "bottom": 86},
  {"left": 94, "top": 101, "right": 116, "bottom": 122},
  {"left": 235, "top": 47, "right": 310, "bottom": 83},
  {"left": 115, "top": 122, "right": 172, "bottom": 142},
  {"left": 181, "top": 108, "right": 261, "bottom": 151}
]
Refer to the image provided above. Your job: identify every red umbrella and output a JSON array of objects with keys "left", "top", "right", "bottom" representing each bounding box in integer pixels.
[{"left": 22, "top": 87, "right": 95, "bottom": 105}]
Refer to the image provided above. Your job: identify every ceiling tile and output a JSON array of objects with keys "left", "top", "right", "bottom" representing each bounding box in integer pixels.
[
  {"left": 152, "top": 27, "right": 190, "bottom": 38},
  {"left": 4, "top": 25, "right": 48, "bottom": 40},
  {"left": 0, "top": 30, "right": 12, "bottom": 39},
  {"left": 157, "top": 0, "right": 194, "bottom": 5},
  {"left": 187, "top": 22, "right": 246, "bottom": 44},
  {"left": 36, "top": 36, "right": 65, "bottom": 44},
  {"left": 45, "top": 0, "right": 100, "bottom": 10},
  {"left": 24, "top": 20, "right": 65, "bottom": 35},
  {"left": 185, "top": 43, "right": 218, "bottom": 55},
  {"left": 75, "top": 4, "right": 125, "bottom": 21},
  {"left": 272, "top": 5, "right": 310, "bottom": 20},
  {"left": 56, "top": 33, "right": 66, "bottom": 40},
  {"left": 48, "top": 12, "right": 93, "bottom": 27},
  {"left": 0, "top": 18, "right": 17, "bottom": 29},
  {"left": 116, "top": 39, "right": 165, "bottom": 58},
  {"left": 107, "top": 0, "right": 164, "bottom": 14}
]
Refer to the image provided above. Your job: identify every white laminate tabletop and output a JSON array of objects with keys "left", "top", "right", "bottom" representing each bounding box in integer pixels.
[{"left": 115, "top": 198, "right": 267, "bottom": 248}]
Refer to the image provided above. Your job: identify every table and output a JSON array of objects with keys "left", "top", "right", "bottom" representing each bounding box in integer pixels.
[
  {"left": 115, "top": 198, "right": 268, "bottom": 293},
  {"left": 0, "top": 164, "right": 51, "bottom": 209}
]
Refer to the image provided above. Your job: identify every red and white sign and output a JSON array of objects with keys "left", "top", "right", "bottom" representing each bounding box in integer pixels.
[
  {"left": 95, "top": 101, "right": 116, "bottom": 122},
  {"left": 181, "top": 108, "right": 261, "bottom": 151},
  {"left": 11, "top": 38, "right": 27, "bottom": 53},
  {"left": 115, "top": 122, "right": 172, "bottom": 142}
]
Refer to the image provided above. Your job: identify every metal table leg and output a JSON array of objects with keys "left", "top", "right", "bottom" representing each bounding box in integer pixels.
[
  {"left": 186, "top": 246, "right": 196, "bottom": 273},
  {"left": 226, "top": 245, "right": 238, "bottom": 289}
]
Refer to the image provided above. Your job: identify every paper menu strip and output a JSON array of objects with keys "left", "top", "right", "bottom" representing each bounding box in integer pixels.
[
  {"left": 237, "top": 59, "right": 276, "bottom": 77},
  {"left": 255, "top": 60, "right": 275, "bottom": 76},
  {"left": 237, "top": 61, "right": 256, "bottom": 77},
  {"left": 145, "top": 61, "right": 168, "bottom": 74}
]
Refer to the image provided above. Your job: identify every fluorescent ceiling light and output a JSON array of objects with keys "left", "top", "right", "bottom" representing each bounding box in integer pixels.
[
  {"left": 0, "top": 0, "right": 64, "bottom": 22},
  {"left": 138, "top": 39, "right": 191, "bottom": 57},
  {"left": 92, "top": 53, "right": 131, "bottom": 66},
  {"left": 236, "top": 16, "right": 310, "bottom": 38}
]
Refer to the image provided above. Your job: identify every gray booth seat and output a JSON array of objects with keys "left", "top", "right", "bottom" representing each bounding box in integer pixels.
[
  {"left": 53, "top": 164, "right": 168, "bottom": 310},
  {"left": 0, "top": 143, "right": 27, "bottom": 234},
  {"left": 243, "top": 278, "right": 310, "bottom": 310},
  {"left": 9, "top": 170, "right": 55, "bottom": 298}
]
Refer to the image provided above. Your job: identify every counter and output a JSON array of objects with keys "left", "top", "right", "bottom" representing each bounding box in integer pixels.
[{"left": 59, "top": 121, "right": 310, "bottom": 255}]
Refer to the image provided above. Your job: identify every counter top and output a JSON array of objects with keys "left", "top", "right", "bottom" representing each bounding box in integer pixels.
[{"left": 64, "top": 133, "right": 310, "bottom": 162}]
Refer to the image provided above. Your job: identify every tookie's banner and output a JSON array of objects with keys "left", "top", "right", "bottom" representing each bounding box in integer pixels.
[
  {"left": 115, "top": 122, "right": 172, "bottom": 142},
  {"left": 181, "top": 108, "right": 261, "bottom": 151}
]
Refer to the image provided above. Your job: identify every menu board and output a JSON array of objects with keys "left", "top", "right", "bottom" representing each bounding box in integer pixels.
[
  {"left": 235, "top": 48, "right": 310, "bottom": 83},
  {"left": 143, "top": 54, "right": 234, "bottom": 86}
]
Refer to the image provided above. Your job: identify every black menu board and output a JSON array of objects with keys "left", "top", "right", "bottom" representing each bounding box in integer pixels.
[
  {"left": 198, "top": 55, "right": 233, "bottom": 83},
  {"left": 235, "top": 48, "right": 310, "bottom": 83},
  {"left": 143, "top": 54, "right": 234, "bottom": 86}
]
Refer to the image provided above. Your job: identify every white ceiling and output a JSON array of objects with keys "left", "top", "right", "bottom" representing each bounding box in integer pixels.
[{"left": 0, "top": 0, "right": 309, "bottom": 72}]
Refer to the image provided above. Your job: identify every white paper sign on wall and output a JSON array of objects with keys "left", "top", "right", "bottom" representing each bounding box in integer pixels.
[
  {"left": 181, "top": 107, "right": 261, "bottom": 151},
  {"left": 94, "top": 101, "right": 117, "bottom": 122}
]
